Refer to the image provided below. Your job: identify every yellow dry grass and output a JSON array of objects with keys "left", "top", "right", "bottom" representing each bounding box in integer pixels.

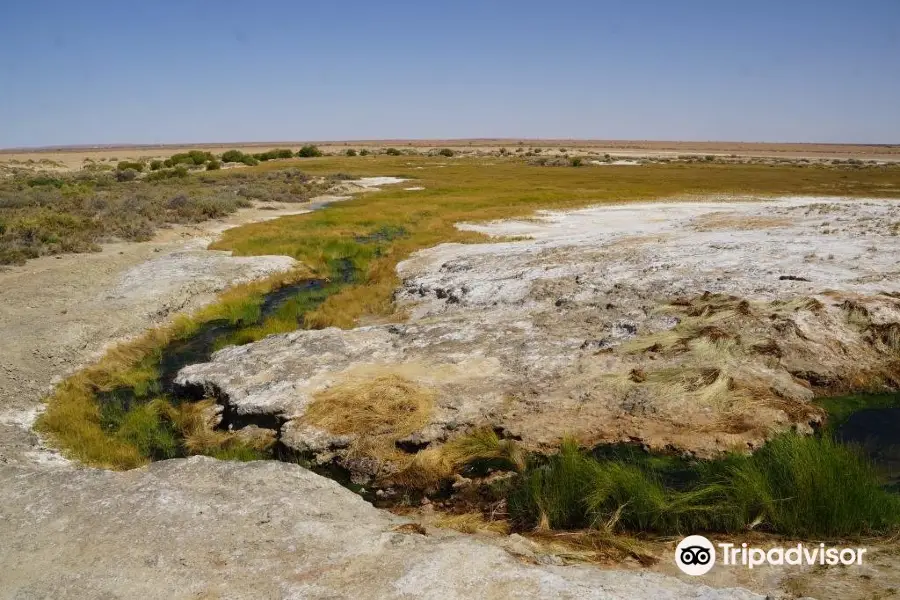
[
  {"left": 389, "top": 427, "right": 526, "bottom": 490},
  {"left": 303, "top": 373, "right": 434, "bottom": 465},
  {"left": 527, "top": 530, "right": 658, "bottom": 566},
  {"left": 433, "top": 512, "right": 510, "bottom": 535},
  {"left": 692, "top": 212, "right": 792, "bottom": 231}
]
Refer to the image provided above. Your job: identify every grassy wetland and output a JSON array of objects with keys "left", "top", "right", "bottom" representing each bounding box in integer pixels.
[{"left": 28, "top": 151, "right": 900, "bottom": 542}]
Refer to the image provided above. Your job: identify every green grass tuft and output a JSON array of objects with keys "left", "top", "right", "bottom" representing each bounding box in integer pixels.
[{"left": 509, "top": 434, "right": 900, "bottom": 537}]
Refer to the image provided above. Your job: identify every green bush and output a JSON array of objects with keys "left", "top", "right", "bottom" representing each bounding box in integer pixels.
[
  {"left": 149, "top": 160, "right": 163, "bottom": 171},
  {"left": 438, "top": 148, "right": 454, "bottom": 157},
  {"left": 26, "top": 176, "right": 65, "bottom": 188},
  {"left": 221, "top": 150, "right": 246, "bottom": 163},
  {"left": 385, "top": 147, "right": 402, "bottom": 156},
  {"left": 169, "top": 150, "right": 214, "bottom": 166},
  {"left": 206, "top": 160, "right": 221, "bottom": 171},
  {"left": 116, "top": 161, "right": 144, "bottom": 172},
  {"left": 508, "top": 439, "right": 598, "bottom": 529},
  {"left": 570, "top": 157, "right": 583, "bottom": 167},
  {"left": 222, "top": 150, "right": 260, "bottom": 166},
  {"left": 718, "top": 434, "right": 900, "bottom": 537},
  {"left": 345, "top": 149, "right": 358, "bottom": 157},
  {"left": 145, "top": 166, "right": 189, "bottom": 181},
  {"left": 297, "top": 145, "right": 323, "bottom": 158},
  {"left": 253, "top": 148, "right": 296, "bottom": 161},
  {"left": 359, "top": 149, "right": 370, "bottom": 156},
  {"left": 0, "top": 165, "right": 350, "bottom": 264}
]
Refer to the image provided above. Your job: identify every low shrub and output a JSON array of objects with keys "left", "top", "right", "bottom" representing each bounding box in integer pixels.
[
  {"left": 206, "top": 160, "right": 221, "bottom": 171},
  {"left": 27, "top": 175, "right": 64, "bottom": 188},
  {"left": 221, "top": 150, "right": 246, "bottom": 163},
  {"left": 345, "top": 149, "right": 358, "bottom": 156},
  {"left": 115, "top": 168, "right": 138, "bottom": 182},
  {"left": 145, "top": 166, "right": 189, "bottom": 181},
  {"left": 359, "top": 149, "right": 370, "bottom": 156},
  {"left": 438, "top": 148, "right": 454, "bottom": 157},
  {"left": 149, "top": 160, "right": 163, "bottom": 171},
  {"left": 221, "top": 149, "right": 262, "bottom": 165},
  {"left": 297, "top": 145, "right": 323, "bottom": 158},
  {"left": 0, "top": 165, "right": 357, "bottom": 265},
  {"left": 570, "top": 157, "right": 583, "bottom": 167},
  {"left": 253, "top": 148, "right": 296, "bottom": 161},
  {"left": 384, "top": 147, "right": 402, "bottom": 156},
  {"left": 116, "top": 161, "right": 144, "bottom": 172},
  {"left": 169, "top": 150, "right": 215, "bottom": 166}
]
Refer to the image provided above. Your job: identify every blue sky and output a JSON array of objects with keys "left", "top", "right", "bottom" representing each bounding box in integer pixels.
[{"left": 2, "top": 0, "right": 898, "bottom": 147}]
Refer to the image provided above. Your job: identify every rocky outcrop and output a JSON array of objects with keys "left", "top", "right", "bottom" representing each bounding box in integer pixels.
[
  {"left": 175, "top": 197, "right": 900, "bottom": 478},
  {"left": 0, "top": 458, "right": 760, "bottom": 599}
]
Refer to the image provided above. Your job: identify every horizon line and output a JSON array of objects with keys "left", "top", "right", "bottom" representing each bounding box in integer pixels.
[{"left": 3, "top": 137, "right": 899, "bottom": 153}]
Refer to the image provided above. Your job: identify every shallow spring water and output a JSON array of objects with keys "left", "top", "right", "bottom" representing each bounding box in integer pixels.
[{"left": 835, "top": 405, "right": 900, "bottom": 491}]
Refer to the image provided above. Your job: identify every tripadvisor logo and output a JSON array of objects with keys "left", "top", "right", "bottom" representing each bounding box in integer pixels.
[
  {"left": 675, "top": 535, "right": 716, "bottom": 576},
  {"left": 675, "top": 535, "right": 868, "bottom": 575}
]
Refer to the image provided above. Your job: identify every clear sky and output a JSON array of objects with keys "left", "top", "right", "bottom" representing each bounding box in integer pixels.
[{"left": 2, "top": 0, "right": 899, "bottom": 147}]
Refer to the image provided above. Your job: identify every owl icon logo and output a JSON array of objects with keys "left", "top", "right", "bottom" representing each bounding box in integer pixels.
[{"left": 675, "top": 535, "right": 716, "bottom": 575}]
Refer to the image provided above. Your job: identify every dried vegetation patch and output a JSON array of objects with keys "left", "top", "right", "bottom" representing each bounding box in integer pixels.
[
  {"left": 304, "top": 374, "right": 434, "bottom": 467},
  {"left": 691, "top": 212, "right": 792, "bottom": 231}
]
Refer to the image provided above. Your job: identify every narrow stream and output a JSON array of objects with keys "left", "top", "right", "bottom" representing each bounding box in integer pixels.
[{"left": 95, "top": 281, "right": 900, "bottom": 494}]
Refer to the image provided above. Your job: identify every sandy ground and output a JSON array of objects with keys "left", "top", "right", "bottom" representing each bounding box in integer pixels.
[{"left": 3, "top": 139, "right": 898, "bottom": 171}]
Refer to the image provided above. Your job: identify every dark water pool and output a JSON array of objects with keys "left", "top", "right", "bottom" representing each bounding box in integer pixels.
[{"left": 835, "top": 406, "right": 900, "bottom": 491}]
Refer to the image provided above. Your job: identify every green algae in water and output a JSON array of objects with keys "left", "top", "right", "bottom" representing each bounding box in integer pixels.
[{"left": 815, "top": 392, "right": 900, "bottom": 433}]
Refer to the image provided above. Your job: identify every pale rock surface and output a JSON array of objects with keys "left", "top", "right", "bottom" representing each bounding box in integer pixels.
[
  {"left": 0, "top": 457, "right": 761, "bottom": 600},
  {"left": 176, "top": 196, "right": 900, "bottom": 465}
]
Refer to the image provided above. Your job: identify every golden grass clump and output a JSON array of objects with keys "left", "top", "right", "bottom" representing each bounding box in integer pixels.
[
  {"left": 389, "top": 427, "right": 525, "bottom": 490},
  {"left": 164, "top": 399, "right": 275, "bottom": 457},
  {"left": 304, "top": 373, "right": 434, "bottom": 466},
  {"left": 692, "top": 213, "right": 791, "bottom": 232},
  {"left": 433, "top": 512, "right": 510, "bottom": 535}
]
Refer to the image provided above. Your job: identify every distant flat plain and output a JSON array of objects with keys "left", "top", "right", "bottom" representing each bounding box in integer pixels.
[{"left": 3, "top": 139, "right": 898, "bottom": 171}]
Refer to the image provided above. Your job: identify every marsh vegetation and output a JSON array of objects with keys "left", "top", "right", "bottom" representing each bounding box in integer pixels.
[{"left": 32, "top": 154, "right": 900, "bottom": 544}]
